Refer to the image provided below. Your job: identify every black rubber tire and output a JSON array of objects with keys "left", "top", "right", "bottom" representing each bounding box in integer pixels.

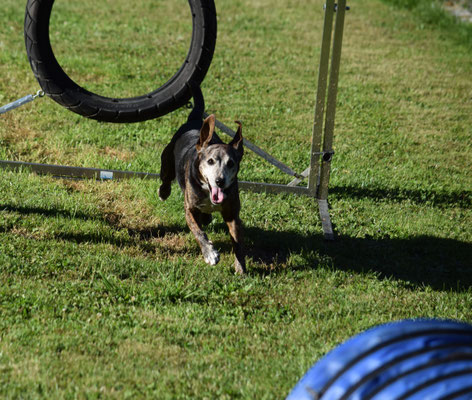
[{"left": 24, "top": 0, "right": 217, "bottom": 123}]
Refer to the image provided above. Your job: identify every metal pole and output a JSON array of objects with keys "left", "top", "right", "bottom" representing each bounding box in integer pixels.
[
  {"left": 317, "top": 0, "right": 346, "bottom": 201},
  {"left": 308, "top": 0, "right": 335, "bottom": 196},
  {"left": 0, "top": 160, "right": 160, "bottom": 181}
]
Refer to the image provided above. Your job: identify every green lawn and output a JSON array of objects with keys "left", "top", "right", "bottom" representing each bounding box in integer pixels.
[{"left": 1, "top": 0, "right": 471, "bottom": 398}]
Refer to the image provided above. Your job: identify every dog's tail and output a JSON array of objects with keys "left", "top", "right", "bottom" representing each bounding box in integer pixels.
[{"left": 186, "top": 81, "right": 205, "bottom": 122}]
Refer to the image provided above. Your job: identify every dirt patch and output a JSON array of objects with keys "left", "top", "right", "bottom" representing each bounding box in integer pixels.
[
  {"left": 99, "top": 146, "right": 134, "bottom": 162},
  {"left": 0, "top": 115, "right": 60, "bottom": 161}
]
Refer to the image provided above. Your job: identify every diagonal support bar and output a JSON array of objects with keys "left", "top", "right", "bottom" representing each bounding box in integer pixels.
[{"left": 204, "top": 112, "right": 303, "bottom": 179}]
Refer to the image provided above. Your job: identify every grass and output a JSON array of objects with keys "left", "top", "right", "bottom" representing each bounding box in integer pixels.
[
  {"left": 380, "top": 0, "right": 472, "bottom": 48},
  {"left": 1, "top": 0, "right": 472, "bottom": 398}
]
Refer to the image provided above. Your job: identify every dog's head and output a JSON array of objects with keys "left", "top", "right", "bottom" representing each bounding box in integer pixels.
[{"left": 196, "top": 114, "right": 244, "bottom": 205}]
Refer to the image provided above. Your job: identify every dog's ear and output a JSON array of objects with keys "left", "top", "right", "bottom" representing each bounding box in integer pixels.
[
  {"left": 230, "top": 121, "right": 244, "bottom": 158},
  {"left": 196, "top": 114, "right": 215, "bottom": 152}
]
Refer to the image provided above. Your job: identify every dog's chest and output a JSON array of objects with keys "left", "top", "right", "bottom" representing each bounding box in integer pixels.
[{"left": 196, "top": 196, "right": 222, "bottom": 214}]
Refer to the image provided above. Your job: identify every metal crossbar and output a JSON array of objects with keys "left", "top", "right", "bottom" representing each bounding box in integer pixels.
[{"left": 0, "top": 0, "right": 347, "bottom": 240}]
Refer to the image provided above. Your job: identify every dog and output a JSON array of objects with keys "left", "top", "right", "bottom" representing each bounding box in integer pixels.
[{"left": 158, "top": 84, "right": 245, "bottom": 274}]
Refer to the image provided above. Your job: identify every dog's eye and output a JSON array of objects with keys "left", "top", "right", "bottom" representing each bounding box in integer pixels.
[
  {"left": 227, "top": 160, "right": 235, "bottom": 168},
  {"left": 207, "top": 158, "right": 215, "bottom": 165}
]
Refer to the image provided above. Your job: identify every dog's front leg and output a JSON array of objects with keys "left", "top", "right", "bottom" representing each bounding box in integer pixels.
[
  {"left": 185, "top": 208, "right": 220, "bottom": 266},
  {"left": 223, "top": 214, "right": 246, "bottom": 275}
]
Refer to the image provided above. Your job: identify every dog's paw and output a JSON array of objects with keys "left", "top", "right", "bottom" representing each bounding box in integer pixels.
[
  {"left": 158, "top": 184, "right": 171, "bottom": 201},
  {"left": 234, "top": 259, "right": 246, "bottom": 275},
  {"left": 203, "top": 246, "right": 220, "bottom": 266}
]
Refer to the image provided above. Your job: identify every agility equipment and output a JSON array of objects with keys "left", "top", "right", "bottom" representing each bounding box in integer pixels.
[
  {"left": 24, "top": 0, "right": 217, "bottom": 123},
  {"left": 286, "top": 319, "right": 472, "bottom": 400},
  {"left": 207, "top": 0, "right": 348, "bottom": 240},
  {"left": 2, "top": 0, "right": 348, "bottom": 239}
]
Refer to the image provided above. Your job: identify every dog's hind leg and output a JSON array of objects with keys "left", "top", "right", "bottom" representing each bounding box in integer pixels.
[{"left": 159, "top": 141, "right": 176, "bottom": 201}]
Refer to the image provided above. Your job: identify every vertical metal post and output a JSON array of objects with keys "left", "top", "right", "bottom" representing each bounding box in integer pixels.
[
  {"left": 318, "top": 0, "right": 346, "bottom": 201},
  {"left": 309, "top": 1, "right": 348, "bottom": 240},
  {"left": 308, "top": 0, "right": 335, "bottom": 196}
]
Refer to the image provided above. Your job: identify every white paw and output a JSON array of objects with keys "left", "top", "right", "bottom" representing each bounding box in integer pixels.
[{"left": 203, "top": 246, "right": 220, "bottom": 266}]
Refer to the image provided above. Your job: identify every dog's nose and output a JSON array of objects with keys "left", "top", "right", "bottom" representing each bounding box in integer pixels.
[{"left": 215, "top": 178, "right": 225, "bottom": 188}]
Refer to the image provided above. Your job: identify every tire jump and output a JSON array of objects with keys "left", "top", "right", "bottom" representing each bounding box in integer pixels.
[{"left": 24, "top": 0, "right": 217, "bottom": 123}]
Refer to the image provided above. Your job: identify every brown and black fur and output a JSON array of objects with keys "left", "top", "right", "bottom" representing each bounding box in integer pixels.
[{"left": 159, "top": 84, "right": 245, "bottom": 274}]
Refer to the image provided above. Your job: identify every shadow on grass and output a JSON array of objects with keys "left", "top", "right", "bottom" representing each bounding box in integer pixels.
[
  {"left": 0, "top": 203, "right": 93, "bottom": 221},
  {"left": 3, "top": 201, "right": 470, "bottom": 291},
  {"left": 0, "top": 202, "right": 188, "bottom": 255},
  {"left": 330, "top": 185, "right": 472, "bottom": 209},
  {"left": 242, "top": 226, "right": 472, "bottom": 292}
]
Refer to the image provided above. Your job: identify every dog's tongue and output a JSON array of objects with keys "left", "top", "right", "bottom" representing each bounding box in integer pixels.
[{"left": 211, "top": 186, "right": 225, "bottom": 204}]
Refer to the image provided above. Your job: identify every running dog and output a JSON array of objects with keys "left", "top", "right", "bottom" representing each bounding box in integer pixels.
[{"left": 158, "top": 85, "right": 245, "bottom": 274}]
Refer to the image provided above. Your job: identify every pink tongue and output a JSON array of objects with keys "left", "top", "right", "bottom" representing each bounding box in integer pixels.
[{"left": 211, "top": 186, "right": 224, "bottom": 204}]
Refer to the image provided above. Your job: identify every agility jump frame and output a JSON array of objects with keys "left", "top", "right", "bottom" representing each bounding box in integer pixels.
[{"left": 0, "top": 0, "right": 347, "bottom": 240}]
